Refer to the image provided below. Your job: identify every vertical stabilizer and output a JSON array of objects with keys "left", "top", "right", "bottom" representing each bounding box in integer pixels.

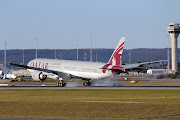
[{"left": 108, "top": 37, "right": 125, "bottom": 66}]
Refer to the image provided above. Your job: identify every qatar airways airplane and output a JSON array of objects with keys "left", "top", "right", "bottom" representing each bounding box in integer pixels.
[{"left": 9, "top": 37, "right": 164, "bottom": 86}]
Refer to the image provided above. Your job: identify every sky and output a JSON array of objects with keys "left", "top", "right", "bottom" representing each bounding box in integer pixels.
[{"left": 0, "top": 0, "right": 180, "bottom": 50}]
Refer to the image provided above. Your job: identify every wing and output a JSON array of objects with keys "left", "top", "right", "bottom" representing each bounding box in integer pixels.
[
  {"left": 9, "top": 62, "right": 72, "bottom": 79},
  {"left": 121, "top": 60, "right": 167, "bottom": 71},
  {"left": 9, "top": 62, "right": 58, "bottom": 74}
]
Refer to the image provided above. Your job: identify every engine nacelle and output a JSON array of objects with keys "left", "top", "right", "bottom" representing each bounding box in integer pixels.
[
  {"left": 31, "top": 71, "right": 47, "bottom": 81},
  {"left": 47, "top": 75, "right": 58, "bottom": 80}
]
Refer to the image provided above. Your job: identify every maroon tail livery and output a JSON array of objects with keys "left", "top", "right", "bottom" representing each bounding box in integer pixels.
[{"left": 102, "top": 37, "right": 125, "bottom": 73}]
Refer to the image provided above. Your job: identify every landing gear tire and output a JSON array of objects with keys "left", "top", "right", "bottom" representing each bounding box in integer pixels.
[
  {"left": 57, "top": 82, "right": 66, "bottom": 87},
  {"left": 57, "top": 78, "right": 66, "bottom": 87},
  {"left": 83, "top": 81, "right": 91, "bottom": 86}
]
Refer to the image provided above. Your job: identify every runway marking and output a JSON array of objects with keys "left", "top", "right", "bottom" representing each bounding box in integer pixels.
[
  {"left": 140, "top": 113, "right": 180, "bottom": 119},
  {"left": 79, "top": 100, "right": 147, "bottom": 103}
]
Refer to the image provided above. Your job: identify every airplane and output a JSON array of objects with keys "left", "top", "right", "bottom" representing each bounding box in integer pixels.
[{"left": 9, "top": 37, "right": 165, "bottom": 87}]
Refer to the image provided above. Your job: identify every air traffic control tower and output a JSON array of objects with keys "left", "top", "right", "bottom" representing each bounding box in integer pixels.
[{"left": 167, "top": 23, "right": 180, "bottom": 72}]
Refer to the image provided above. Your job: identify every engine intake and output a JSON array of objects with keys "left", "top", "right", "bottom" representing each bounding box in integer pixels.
[{"left": 31, "top": 71, "right": 47, "bottom": 81}]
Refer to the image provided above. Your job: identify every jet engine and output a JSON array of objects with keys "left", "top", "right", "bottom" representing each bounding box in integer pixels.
[
  {"left": 47, "top": 75, "right": 59, "bottom": 80},
  {"left": 31, "top": 71, "right": 47, "bottom": 81}
]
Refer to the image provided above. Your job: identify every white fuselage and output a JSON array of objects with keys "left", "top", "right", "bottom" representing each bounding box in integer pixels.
[{"left": 27, "top": 58, "right": 114, "bottom": 79}]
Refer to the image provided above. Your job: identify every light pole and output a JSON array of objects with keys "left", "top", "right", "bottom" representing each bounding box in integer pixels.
[
  {"left": 55, "top": 49, "right": 57, "bottom": 59},
  {"left": 129, "top": 53, "right": 131, "bottom": 64},
  {"left": 23, "top": 49, "right": 24, "bottom": 64},
  {"left": 84, "top": 52, "right": 87, "bottom": 61},
  {"left": 96, "top": 52, "right": 97, "bottom": 62},
  {"left": 35, "top": 38, "right": 38, "bottom": 59},
  {"left": 61, "top": 52, "right": 63, "bottom": 59},
  {"left": 90, "top": 34, "right": 92, "bottom": 62},
  {"left": 77, "top": 40, "right": 78, "bottom": 61},
  {"left": 4, "top": 41, "right": 6, "bottom": 76}
]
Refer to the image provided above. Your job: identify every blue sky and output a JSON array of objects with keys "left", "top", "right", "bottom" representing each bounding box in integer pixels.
[{"left": 0, "top": 0, "right": 180, "bottom": 49}]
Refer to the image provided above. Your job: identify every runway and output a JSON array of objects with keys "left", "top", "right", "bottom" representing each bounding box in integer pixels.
[
  {"left": 1, "top": 86, "right": 180, "bottom": 90},
  {"left": 0, "top": 117, "right": 82, "bottom": 120}
]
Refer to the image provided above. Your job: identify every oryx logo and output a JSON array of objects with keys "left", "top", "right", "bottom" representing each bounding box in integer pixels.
[
  {"left": 108, "top": 41, "right": 124, "bottom": 66},
  {"left": 102, "top": 38, "right": 125, "bottom": 73}
]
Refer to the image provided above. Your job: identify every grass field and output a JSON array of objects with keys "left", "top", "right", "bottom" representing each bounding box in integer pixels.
[{"left": 0, "top": 89, "right": 180, "bottom": 120}]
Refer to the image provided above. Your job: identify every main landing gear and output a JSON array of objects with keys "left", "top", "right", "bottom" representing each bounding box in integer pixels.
[
  {"left": 57, "top": 78, "right": 66, "bottom": 87},
  {"left": 83, "top": 80, "right": 92, "bottom": 86}
]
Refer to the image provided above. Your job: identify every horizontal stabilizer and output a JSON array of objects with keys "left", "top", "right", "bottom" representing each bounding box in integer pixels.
[{"left": 101, "top": 64, "right": 125, "bottom": 73}]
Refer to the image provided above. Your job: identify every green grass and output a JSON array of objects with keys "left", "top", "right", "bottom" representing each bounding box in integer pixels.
[{"left": 0, "top": 89, "right": 180, "bottom": 119}]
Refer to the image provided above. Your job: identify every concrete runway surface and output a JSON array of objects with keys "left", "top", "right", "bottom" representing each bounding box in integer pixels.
[
  {"left": 0, "top": 117, "right": 84, "bottom": 120},
  {"left": 1, "top": 86, "right": 180, "bottom": 90}
]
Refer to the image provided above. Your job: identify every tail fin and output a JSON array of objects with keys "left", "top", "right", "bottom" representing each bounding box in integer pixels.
[{"left": 108, "top": 37, "right": 125, "bottom": 66}]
